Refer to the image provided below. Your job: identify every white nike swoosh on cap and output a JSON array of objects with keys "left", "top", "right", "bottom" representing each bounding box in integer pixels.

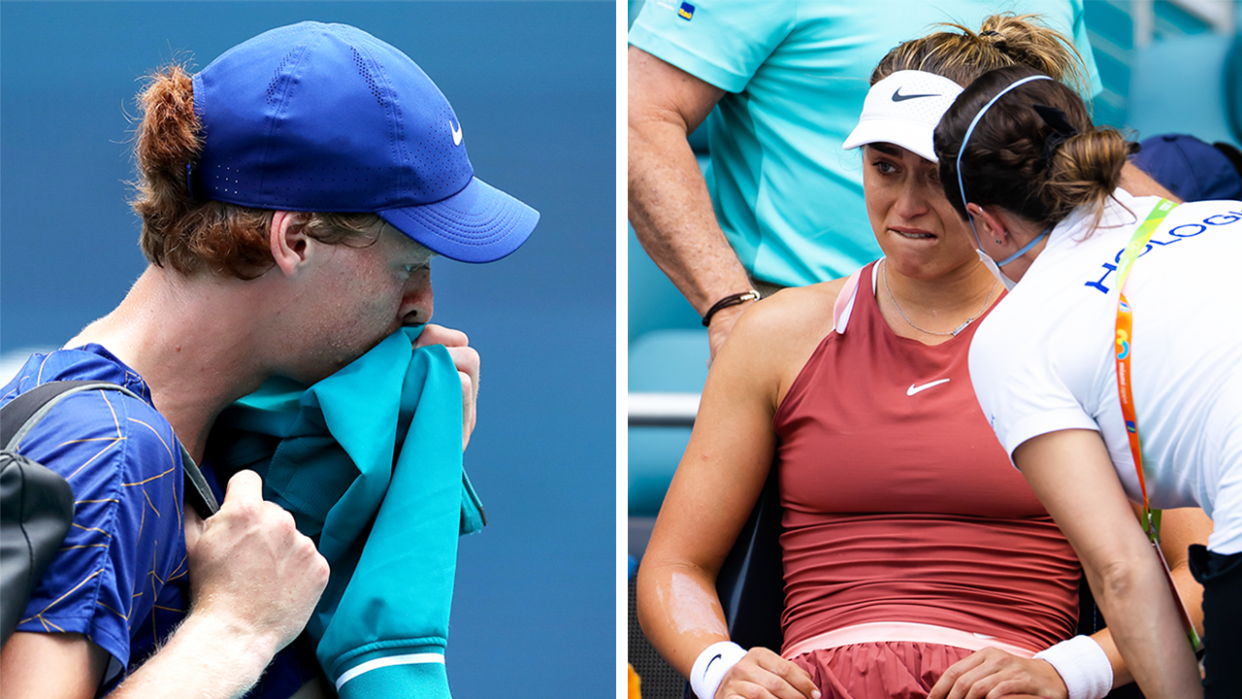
[
  {"left": 907, "top": 378, "right": 951, "bottom": 396},
  {"left": 451, "top": 120, "right": 463, "bottom": 146}
]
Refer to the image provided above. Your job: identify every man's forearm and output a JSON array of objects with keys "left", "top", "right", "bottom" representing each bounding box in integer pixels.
[
  {"left": 628, "top": 115, "right": 752, "bottom": 317},
  {"left": 110, "top": 612, "right": 280, "bottom": 699},
  {"left": 1120, "top": 161, "right": 1182, "bottom": 203}
]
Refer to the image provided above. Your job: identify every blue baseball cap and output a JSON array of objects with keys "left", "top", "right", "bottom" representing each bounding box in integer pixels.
[
  {"left": 1132, "top": 133, "right": 1242, "bottom": 202},
  {"left": 190, "top": 21, "right": 538, "bottom": 263}
]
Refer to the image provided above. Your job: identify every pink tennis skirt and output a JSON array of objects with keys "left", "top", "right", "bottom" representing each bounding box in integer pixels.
[{"left": 791, "top": 642, "right": 1048, "bottom": 699}]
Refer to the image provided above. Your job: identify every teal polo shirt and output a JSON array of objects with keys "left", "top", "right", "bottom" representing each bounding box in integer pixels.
[{"left": 630, "top": 0, "right": 1101, "bottom": 287}]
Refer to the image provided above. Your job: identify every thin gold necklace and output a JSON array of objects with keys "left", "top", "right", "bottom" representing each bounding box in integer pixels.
[{"left": 881, "top": 259, "right": 998, "bottom": 337}]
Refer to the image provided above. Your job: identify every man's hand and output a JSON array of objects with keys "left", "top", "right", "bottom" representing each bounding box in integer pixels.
[
  {"left": 0, "top": 471, "right": 332, "bottom": 699},
  {"left": 414, "top": 323, "right": 480, "bottom": 450},
  {"left": 716, "top": 647, "right": 820, "bottom": 699},
  {"left": 707, "top": 304, "right": 752, "bottom": 362},
  {"left": 929, "top": 647, "right": 1067, "bottom": 699},
  {"left": 65, "top": 471, "right": 332, "bottom": 699},
  {"left": 183, "top": 470, "right": 329, "bottom": 659}
]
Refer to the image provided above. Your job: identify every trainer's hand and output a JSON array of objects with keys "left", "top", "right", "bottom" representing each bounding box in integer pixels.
[
  {"left": 717, "top": 647, "right": 820, "bottom": 699},
  {"left": 707, "top": 304, "right": 748, "bottom": 364},
  {"left": 183, "top": 470, "right": 329, "bottom": 658},
  {"left": 414, "top": 323, "right": 480, "bottom": 450},
  {"left": 929, "top": 647, "right": 1067, "bottom": 699}
]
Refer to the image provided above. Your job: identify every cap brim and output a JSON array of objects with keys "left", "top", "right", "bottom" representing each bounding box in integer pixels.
[
  {"left": 380, "top": 177, "right": 540, "bottom": 263},
  {"left": 842, "top": 118, "right": 938, "bottom": 163}
]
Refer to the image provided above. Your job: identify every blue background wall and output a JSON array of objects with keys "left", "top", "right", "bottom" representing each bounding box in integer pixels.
[{"left": 0, "top": 2, "right": 615, "bottom": 696}]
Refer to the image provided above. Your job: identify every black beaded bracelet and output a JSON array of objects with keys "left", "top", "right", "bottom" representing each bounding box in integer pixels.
[{"left": 701, "top": 289, "right": 761, "bottom": 327}]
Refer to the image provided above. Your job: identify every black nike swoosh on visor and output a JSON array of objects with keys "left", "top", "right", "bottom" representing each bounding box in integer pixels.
[{"left": 892, "top": 88, "right": 940, "bottom": 101}]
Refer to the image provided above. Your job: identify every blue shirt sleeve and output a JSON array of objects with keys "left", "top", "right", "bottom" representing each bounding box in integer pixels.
[{"left": 12, "top": 387, "right": 188, "bottom": 675}]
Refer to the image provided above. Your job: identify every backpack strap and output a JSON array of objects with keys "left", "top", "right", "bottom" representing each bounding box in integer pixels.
[
  {"left": 178, "top": 444, "right": 218, "bottom": 520},
  {"left": 2, "top": 381, "right": 219, "bottom": 518},
  {"left": 1, "top": 380, "right": 105, "bottom": 448}
]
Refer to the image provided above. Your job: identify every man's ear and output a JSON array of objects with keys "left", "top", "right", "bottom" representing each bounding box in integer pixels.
[{"left": 269, "top": 211, "right": 310, "bottom": 277}]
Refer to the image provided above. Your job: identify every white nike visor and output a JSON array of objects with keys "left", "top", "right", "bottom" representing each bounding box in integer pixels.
[{"left": 843, "top": 70, "right": 964, "bottom": 163}]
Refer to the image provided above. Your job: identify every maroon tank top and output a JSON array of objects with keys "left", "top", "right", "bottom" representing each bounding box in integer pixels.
[{"left": 773, "top": 261, "right": 1078, "bottom": 654}]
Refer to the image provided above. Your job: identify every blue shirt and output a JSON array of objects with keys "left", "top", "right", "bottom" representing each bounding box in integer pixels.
[{"left": 1, "top": 346, "right": 309, "bottom": 697}]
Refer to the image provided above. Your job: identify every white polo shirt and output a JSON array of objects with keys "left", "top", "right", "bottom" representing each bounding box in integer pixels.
[{"left": 970, "top": 190, "right": 1242, "bottom": 554}]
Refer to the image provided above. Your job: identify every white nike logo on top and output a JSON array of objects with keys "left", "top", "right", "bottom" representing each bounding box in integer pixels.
[
  {"left": 907, "top": 378, "right": 951, "bottom": 396},
  {"left": 451, "top": 119, "right": 463, "bottom": 146}
]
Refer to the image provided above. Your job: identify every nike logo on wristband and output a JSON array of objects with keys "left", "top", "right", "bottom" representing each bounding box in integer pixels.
[
  {"left": 704, "top": 653, "right": 722, "bottom": 676},
  {"left": 907, "top": 379, "right": 951, "bottom": 396},
  {"left": 892, "top": 87, "right": 939, "bottom": 102}
]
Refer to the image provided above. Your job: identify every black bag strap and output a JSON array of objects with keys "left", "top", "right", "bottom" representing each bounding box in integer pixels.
[{"left": 2, "top": 381, "right": 219, "bottom": 518}]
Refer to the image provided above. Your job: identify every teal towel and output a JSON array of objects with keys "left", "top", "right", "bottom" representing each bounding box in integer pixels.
[{"left": 211, "top": 326, "right": 484, "bottom": 698}]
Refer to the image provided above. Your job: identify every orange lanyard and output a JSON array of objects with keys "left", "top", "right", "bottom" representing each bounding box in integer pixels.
[
  {"left": 1112, "top": 198, "right": 1203, "bottom": 654},
  {"left": 1114, "top": 198, "right": 1175, "bottom": 540}
]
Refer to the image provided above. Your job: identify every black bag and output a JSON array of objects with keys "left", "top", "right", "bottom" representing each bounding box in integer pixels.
[
  {"left": 1, "top": 380, "right": 219, "bottom": 647},
  {"left": 0, "top": 453, "right": 74, "bottom": 646}
]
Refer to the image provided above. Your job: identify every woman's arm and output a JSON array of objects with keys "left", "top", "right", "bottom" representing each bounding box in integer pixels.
[
  {"left": 636, "top": 288, "right": 834, "bottom": 699},
  {"left": 929, "top": 505, "right": 1210, "bottom": 699},
  {"left": 1016, "top": 429, "right": 1202, "bottom": 699},
  {"left": 1100, "top": 505, "right": 1210, "bottom": 687}
]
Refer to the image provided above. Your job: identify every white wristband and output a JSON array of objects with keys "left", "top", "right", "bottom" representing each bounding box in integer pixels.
[
  {"left": 690, "top": 641, "right": 747, "bottom": 699},
  {"left": 1033, "top": 635, "right": 1113, "bottom": 699}
]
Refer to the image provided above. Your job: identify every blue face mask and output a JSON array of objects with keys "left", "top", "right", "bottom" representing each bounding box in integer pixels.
[{"left": 971, "top": 224, "right": 1049, "bottom": 291}]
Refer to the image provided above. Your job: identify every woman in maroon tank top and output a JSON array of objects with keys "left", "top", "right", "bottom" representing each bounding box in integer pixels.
[{"left": 635, "top": 15, "right": 1210, "bottom": 699}]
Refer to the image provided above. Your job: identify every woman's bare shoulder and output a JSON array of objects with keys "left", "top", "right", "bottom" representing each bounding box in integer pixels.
[
  {"left": 724, "top": 276, "right": 853, "bottom": 364},
  {"left": 741, "top": 278, "right": 849, "bottom": 334}
]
